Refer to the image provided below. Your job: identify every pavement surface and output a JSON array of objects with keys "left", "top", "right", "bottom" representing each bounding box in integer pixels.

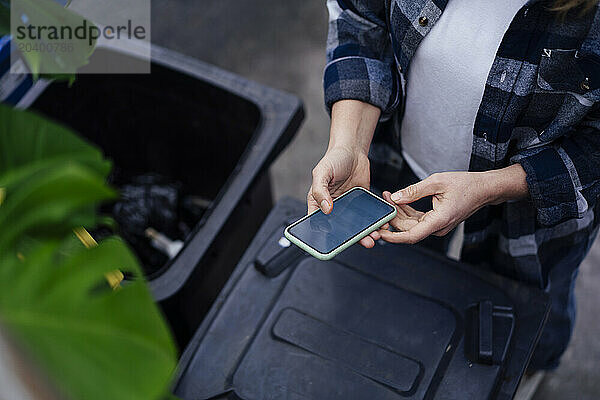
[{"left": 150, "top": 1, "right": 599, "bottom": 398}]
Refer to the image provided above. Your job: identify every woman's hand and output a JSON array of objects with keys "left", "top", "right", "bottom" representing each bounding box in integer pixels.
[
  {"left": 308, "top": 146, "right": 370, "bottom": 214},
  {"left": 309, "top": 146, "right": 378, "bottom": 247},
  {"left": 307, "top": 99, "right": 381, "bottom": 248},
  {"left": 378, "top": 165, "right": 529, "bottom": 244}
]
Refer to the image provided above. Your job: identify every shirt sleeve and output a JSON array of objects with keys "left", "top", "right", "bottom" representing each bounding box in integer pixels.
[
  {"left": 514, "top": 104, "right": 600, "bottom": 227},
  {"left": 324, "top": 0, "right": 400, "bottom": 120}
]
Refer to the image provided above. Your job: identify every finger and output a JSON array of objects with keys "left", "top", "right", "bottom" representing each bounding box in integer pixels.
[
  {"left": 383, "top": 192, "right": 422, "bottom": 231},
  {"left": 307, "top": 189, "right": 329, "bottom": 214},
  {"left": 359, "top": 235, "right": 375, "bottom": 248},
  {"left": 375, "top": 224, "right": 391, "bottom": 235},
  {"left": 311, "top": 164, "right": 334, "bottom": 214},
  {"left": 380, "top": 213, "right": 447, "bottom": 244},
  {"left": 398, "top": 204, "right": 423, "bottom": 218},
  {"left": 381, "top": 217, "right": 445, "bottom": 244},
  {"left": 306, "top": 187, "right": 321, "bottom": 214},
  {"left": 388, "top": 216, "right": 419, "bottom": 232},
  {"left": 382, "top": 191, "right": 394, "bottom": 205},
  {"left": 432, "top": 226, "right": 454, "bottom": 237},
  {"left": 389, "top": 174, "right": 443, "bottom": 205},
  {"left": 383, "top": 191, "right": 397, "bottom": 206},
  {"left": 383, "top": 192, "right": 411, "bottom": 219},
  {"left": 369, "top": 231, "right": 381, "bottom": 241}
]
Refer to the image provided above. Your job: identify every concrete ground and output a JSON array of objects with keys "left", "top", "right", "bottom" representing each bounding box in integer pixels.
[{"left": 150, "top": 1, "right": 599, "bottom": 398}]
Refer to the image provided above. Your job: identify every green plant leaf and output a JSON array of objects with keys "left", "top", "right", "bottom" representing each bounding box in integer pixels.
[
  {"left": 10, "top": 0, "right": 96, "bottom": 77},
  {"left": 0, "top": 105, "right": 114, "bottom": 250},
  {"left": 0, "top": 237, "right": 177, "bottom": 400},
  {"left": 0, "top": 103, "right": 109, "bottom": 178},
  {"left": 0, "top": 105, "right": 178, "bottom": 400},
  {"left": 0, "top": 161, "right": 116, "bottom": 251}
]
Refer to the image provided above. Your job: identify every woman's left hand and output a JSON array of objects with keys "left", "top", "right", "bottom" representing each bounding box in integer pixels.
[{"left": 378, "top": 166, "right": 529, "bottom": 244}]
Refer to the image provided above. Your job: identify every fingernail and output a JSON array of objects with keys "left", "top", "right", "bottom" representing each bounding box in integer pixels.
[
  {"left": 321, "top": 199, "right": 330, "bottom": 212},
  {"left": 391, "top": 192, "right": 402, "bottom": 202}
]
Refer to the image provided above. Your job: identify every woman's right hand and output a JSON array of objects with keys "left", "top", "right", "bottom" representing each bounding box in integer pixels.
[
  {"left": 307, "top": 146, "right": 370, "bottom": 215},
  {"left": 307, "top": 99, "right": 381, "bottom": 247},
  {"left": 308, "top": 146, "right": 379, "bottom": 248}
]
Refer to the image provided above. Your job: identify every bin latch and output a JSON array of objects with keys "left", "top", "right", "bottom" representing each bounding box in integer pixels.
[
  {"left": 465, "top": 301, "right": 515, "bottom": 365},
  {"left": 255, "top": 234, "right": 305, "bottom": 278}
]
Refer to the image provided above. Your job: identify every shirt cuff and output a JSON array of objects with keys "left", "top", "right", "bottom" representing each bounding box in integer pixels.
[
  {"left": 517, "top": 146, "right": 582, "bottom": 226},
  {"left": 323, "top": 56, "right": 399, "bottom": 120}
]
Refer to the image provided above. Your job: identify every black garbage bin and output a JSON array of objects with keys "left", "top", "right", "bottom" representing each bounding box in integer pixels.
[
  {"left": 22, "top": 44, "right": 304, "bottom": 346},
  {"left": 174, "top": 198, "right": 549, "bottom": 400}
]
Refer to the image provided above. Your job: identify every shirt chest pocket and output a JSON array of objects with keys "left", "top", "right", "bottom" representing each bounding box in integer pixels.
[
  {"left": 537, "top": 48, "right": 600, "bottom": 94},
  {"left": 523, "top": 48, "right": 600, "bottom": 141}
]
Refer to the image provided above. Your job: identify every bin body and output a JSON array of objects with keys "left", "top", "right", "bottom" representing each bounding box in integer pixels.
[
  {"left": 24, "top": 45, "right": 304, "bottom": 346},
  {"left": 175, "top": 198, "right": 549, "bottom": 400}
]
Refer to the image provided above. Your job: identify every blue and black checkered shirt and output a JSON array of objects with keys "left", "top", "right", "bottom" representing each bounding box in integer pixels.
[{"left": 324, "top": 0, "right": 600, "bottom": 288}]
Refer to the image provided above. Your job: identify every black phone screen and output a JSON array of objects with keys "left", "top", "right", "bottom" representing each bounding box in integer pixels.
[{"left": 287, "top": 188, "right": 395, "bottom": 254}]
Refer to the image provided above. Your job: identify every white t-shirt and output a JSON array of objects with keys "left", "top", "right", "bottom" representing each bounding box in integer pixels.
[{"left": 400, "top": 0, "right": 528, "bottom": 179}]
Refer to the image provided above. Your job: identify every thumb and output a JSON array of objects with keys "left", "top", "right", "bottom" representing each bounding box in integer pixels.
[
  {"left": 390, "top": 176, "right": 440, "bottom": 204},
  {"left": 311, "top": 165, "right": 334, "bottom": 214}
]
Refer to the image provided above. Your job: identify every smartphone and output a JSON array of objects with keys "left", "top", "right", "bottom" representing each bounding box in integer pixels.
[{"left": 284, "top": 187, "right": 397, "bottom": 260}]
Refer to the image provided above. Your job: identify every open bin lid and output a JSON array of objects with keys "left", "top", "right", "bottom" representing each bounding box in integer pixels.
[{"left": 175, "top": 198, "right": 549, "bottom": 400}]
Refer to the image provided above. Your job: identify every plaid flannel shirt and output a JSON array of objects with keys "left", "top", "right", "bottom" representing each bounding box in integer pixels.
[{"left": 324, "top": 0, "right": 600, "bottom": 288}]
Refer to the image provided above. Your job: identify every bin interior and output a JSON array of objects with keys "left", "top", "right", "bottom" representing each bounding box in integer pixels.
[{"left": 29, "top": 50, "right": 262, "bottom": 277}]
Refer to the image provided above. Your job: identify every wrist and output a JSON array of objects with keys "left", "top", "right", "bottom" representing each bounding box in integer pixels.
[
  {"left": 327, "top": 135, "right": 370, "bottom": 156},
  {"left": 480, "top": 164, "right": 529, "bottom": 206},
  {"left": 328, "top": 100, "right": 380, "bottom": 156}
]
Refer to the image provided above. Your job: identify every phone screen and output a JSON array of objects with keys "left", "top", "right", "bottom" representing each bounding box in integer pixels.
[{"left": 287, "top": 188, "right": 395, "bottom": 254}]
